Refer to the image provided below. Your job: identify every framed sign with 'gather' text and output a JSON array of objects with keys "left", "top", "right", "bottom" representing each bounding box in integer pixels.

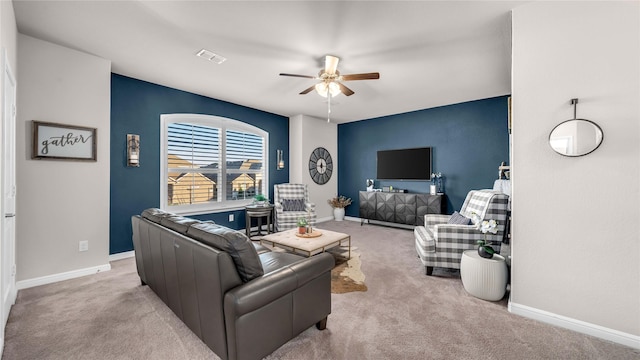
[{"left": 32, "top": 121, "right": 97, "bottom": 161}]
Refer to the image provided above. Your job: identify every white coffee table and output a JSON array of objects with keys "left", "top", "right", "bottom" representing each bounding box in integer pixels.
[{"left": 260, "top": 228, "right": 351, "bottom": 259}]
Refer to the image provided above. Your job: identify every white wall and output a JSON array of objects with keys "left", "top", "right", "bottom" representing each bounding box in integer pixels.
[
  {"left": 289, "top": 114, "right": 305, "bottom": 184},
  {"left": 16, "top": 35, "right": 111, "bottom": 284},
  {"left": 289, "top": 114, "right": 338, "bottom": 221},
  {"left": 511, "top": 1, "right": 639, "bottom": 347}
]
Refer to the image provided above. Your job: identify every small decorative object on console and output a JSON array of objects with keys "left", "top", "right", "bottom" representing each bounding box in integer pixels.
[
  {"left": 436, "top": 172, "right": 444, "bottom": 194},
  {"left": 366, "top": 179, "right": 374, "bottom": 191},
  {"left": 430, "top": 172, "right": 444, "bottom": 194},
  {"left": 430, "top": 173, "right": 437, "bottom": 195}
]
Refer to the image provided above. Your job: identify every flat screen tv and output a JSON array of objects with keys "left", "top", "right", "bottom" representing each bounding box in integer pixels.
[{"left": 376, "top": 147, "right": 432, "bottom": 180}]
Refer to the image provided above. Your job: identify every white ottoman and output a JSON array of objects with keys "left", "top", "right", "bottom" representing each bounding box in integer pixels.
[{"left": 460, "top": 250, "right": 508, "bottom": 301}]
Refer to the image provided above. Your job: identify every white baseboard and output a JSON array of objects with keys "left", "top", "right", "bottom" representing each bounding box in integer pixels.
[
  {"left": 109, "top": 250, "right": 135, "bottom": 262},
  {"left": 316, "top": 216, "right": 334, "bottom": 223},
  {"left": 509, "top": 302, "right": 640, "bottom": 350},
  {"left": 16, "top": 263, "right": 111, "bottom": 290}
]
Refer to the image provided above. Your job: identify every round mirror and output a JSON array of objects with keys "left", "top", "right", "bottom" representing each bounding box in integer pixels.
[{"left": 549, "top": 119, "right": 603, "bottom": 157}]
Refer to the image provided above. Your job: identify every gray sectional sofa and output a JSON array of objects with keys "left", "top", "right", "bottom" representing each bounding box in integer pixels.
[{"left": 131, "top": 208, "right": 335, "bottom": 360}]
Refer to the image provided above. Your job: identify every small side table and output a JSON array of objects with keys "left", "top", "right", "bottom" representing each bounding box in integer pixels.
[
  {"left": 245, "top": 204, "right": 274, "bottom": 239},
  {"left": 460, "top": 250, "right": 508, "bottom": 301}
]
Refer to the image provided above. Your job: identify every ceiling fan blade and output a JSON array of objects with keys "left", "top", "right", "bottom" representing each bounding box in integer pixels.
[
  {"left": 341, "top": 72, "right": 380, "bottom": 81},
  {"left": 299, "top": 85, "right": 316, "bottom": 95},
  {"left": 325, "top": 55, "right": 340, "bottom": 75},
  {"left": 337, "top": 82, "right": 355, "bottom": 96},
  {"left": 280, "top": 73, "right": 316, "bottom": 79}
]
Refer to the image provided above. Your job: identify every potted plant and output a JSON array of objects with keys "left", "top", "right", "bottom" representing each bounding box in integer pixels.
[
  {"left": 296, "top": 217, "right": 308, "bottom": 234},
  {"left": 476, "top": 218, "right": 499, "bottom": 259},
  {"left": 253, "top": 193, "right": 268, "bottom": 206},
  {"left": 327, "top": 195, "right": 352, "bottom": 221}
]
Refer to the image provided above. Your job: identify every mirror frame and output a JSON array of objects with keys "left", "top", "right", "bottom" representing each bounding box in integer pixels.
[{"left": 549, "top": 118, "right": 604, "bottom": 157}]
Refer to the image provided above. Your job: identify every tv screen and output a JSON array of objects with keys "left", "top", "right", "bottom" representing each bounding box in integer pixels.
[{"left": 376, "top": 147, "right": 432, "bottom": 180}]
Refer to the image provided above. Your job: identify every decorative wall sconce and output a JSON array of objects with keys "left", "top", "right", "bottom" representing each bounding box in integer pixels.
[
  {"left": 276, "top": 149, "right": 285, "bottom": 170},
  {"left": 127, "top": 134, "right": 140, "bottom": 167}
]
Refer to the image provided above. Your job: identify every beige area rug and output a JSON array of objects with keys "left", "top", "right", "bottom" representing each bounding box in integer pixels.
[
  {"left": 328, "top": 247, "right": 367, "bottom": 294},
  {"left": 255, "top": 239, "right": 366, "bottom": 294}
]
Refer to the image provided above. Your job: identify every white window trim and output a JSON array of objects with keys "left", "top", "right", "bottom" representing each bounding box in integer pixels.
[{"left": 160, "top": 113, "right": 269, "bottom": 215}]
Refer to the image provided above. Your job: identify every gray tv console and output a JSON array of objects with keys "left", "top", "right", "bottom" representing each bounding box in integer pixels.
[{"left": 359, "top": 191, "right": 444, "bottom": 227}]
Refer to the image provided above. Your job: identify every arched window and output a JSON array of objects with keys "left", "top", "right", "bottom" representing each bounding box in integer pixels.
[{"left": 160, "top": 114, "right": 268, "bottom": 214}]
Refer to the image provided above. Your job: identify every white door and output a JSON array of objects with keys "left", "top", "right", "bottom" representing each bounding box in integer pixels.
[{"left": 1, "top": 49, "right": 17, "bottom": 341}]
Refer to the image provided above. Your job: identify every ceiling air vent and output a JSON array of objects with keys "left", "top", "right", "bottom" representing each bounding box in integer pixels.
[{"left": 196, "top": 49, "right": 227, "bottom": 64}]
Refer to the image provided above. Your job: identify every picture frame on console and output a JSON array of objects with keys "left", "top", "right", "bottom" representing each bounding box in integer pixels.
[{"left": 366, "top": 179, "right": 374, "bottom": 191}]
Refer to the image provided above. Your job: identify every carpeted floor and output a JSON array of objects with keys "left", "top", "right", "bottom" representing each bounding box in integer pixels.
[{"left": 3, "top": 220, "right": 638, "bottom": 359}]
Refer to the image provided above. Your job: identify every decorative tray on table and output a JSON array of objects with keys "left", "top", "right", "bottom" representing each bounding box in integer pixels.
[{"left": 295, "top": 230, "right": 322, "bottom": 238}]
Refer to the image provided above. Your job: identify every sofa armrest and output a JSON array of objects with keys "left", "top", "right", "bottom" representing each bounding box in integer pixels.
[
  {"left": 426, "top": 214, "right": 450, "bottom": 226},
  {"left": 304, "top": 202, "right": 315, "bottom": 212},
  {"left": 224, "top": 252, "right": 334, "bottom": 316},
  {"left": 224, "top": 253, "right": 333, "bottom": 360}
]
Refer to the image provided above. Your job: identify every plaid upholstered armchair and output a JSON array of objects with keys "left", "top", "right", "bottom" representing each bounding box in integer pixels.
[
  {"left": 273, "top": 183, "right": 317, "bottom": 231},
  {"left": 414, "top": 190, "right": 509, "bottom": 275}
]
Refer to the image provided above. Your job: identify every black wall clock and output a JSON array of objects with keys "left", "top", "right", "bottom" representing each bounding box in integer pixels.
[{"left": 309, "top": 147, "right": 333, "bottom": 185}]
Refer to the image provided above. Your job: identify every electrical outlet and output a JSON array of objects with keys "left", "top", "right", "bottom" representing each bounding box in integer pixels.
[
  {"left": 79, "top": 240, "right": 89, "bottom": 252},
  {"left": 229, "top": 214, "right": 234, "bottom": 222}
]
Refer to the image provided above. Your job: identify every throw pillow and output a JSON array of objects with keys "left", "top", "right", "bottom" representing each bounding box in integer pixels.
[
  {"left": 187, "top": 222, "right": 264, "bottom": 283},
  {"left": 282, "top": 198, "right": 306, "bottom": 211},
  {"left": 448, "top": 211, "right": 471, "bottom": 225}
]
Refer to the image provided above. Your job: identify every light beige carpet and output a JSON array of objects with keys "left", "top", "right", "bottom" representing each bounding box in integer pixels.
[{"left": 3, "top": 220, "right": 639, "bottom": 360}]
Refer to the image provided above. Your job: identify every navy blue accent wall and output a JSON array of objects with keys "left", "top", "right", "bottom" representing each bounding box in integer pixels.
[
  {"left": 110, "top": 74, "right": 289, "bottom": 254},
  {"left": 338, "top": 96, "right": 510, "bottom": 217}
]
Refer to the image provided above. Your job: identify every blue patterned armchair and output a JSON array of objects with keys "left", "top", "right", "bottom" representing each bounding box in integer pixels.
[
  {"left": 414, "top": 190, "right": 509, "bottom": 275},
  {"left": 273, "top": 183, "right": 317, "bottom": 231}
]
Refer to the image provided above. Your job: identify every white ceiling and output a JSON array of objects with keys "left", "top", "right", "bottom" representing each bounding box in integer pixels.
[{"left": 13, "top": 0, "right": 528, "bottom": 124}]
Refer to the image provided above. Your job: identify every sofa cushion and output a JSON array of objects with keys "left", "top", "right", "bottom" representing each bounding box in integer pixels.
[
  {"left": 141, "top": 208, "right": 172, "bottom": 224},
  {"left": 252, "top": 242, "right": 272, "bottom": 255},
  {"left": 259, "top": 251, "right": 305, "bottom": 274},
  {"left": 187, "top": 222, "right": 264, "bottom": 282},
  {"left": 160, "top": 215, "right": 201, "bottom": 235},
  {"left": 447, "top": 211, "right": 471, "bottom": 225},
  {"left": 281, "top": 198, "right": 305, "bottom": 211}
]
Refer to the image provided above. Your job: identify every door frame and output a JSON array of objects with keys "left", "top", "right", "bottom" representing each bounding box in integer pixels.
[{"left": 1, "top": 47, "right": 17, "bottom": 354}]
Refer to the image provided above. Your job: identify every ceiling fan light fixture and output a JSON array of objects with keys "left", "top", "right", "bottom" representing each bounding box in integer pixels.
[
  {"left": 324, "top": 55, "right": 340, "bottom": 74},
  {"left": 315, "top": 82, "right": 340, "bottom": 98}
]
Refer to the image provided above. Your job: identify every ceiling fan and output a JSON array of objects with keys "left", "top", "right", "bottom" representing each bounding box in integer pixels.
[{"left": 280, "top": 55, "right": 380, "bottom": 98}]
